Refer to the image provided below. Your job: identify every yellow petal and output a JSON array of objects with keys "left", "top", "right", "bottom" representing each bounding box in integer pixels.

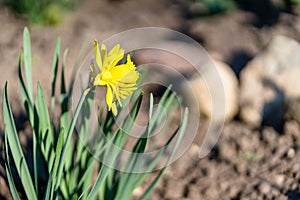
[
  {"left": 114, "top": 87, "right": 122, "bottom": 107},
  {"left": 106, "top": 85, "right": 114, "bottom": 110},
  {"left": 120, "top": 70, "right": 139, "bottom": 83},
  {"left": 91, "top": 43, "right": 139, "bottom": 116},
  {"left": 94, "top": 40, "right": 102, "bottom": 71},
  {"left": 111, "top": 102, "right": 118, "bottom": 115},
  {"left": 126, "top": 54, "right": 134, "bottom": 65},
  {"left": 104, "top": 44, "right": 124, "bottom": 69},
  {"left": 109, "top": 65, "right": 137, "bottom": 82}
]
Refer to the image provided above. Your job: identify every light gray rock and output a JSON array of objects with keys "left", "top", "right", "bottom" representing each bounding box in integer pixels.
[
  {"left": 189, "top": 60, "right": 239, "bottom": 122},
  {"left": 240, "top": 35, "right": 300, "bottom": 128}
]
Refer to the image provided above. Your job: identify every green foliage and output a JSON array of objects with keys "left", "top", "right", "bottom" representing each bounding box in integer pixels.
[
  {"left": 195, "top": 0, "right": 300, "bottom": 15},
  {"left": 2, "top": 27, "right": 188, "bottom": 200},
  {"left": 1, "top": 0, "right": 79, "bottom": 25},
  {"left": 245, "top": 152, "right": 261, "bottom": 161},
  {"left": 284, "top": 0, "right": 300, "bottom": 5},
  {"left": 196, "top": 0, "right": 236, "bottom": 15},
  {"left": 283, "top": 0, "right": 300, "bottom": 11}
]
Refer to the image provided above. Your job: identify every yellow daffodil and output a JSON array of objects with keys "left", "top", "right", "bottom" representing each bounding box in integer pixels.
[{"left": 90, "top": 40, "right": 139, "bottom": 115}]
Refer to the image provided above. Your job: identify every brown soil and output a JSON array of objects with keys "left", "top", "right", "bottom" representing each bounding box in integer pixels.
[{"left": 1, "top": 0, "right": 300, "bottom": 199}]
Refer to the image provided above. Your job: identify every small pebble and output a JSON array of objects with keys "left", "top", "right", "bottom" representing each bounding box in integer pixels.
[
  {"left": 132, "top": 187, "right": 143, "bottom": 196},
  {"left": 275, "top": 174, "right": 285, "bottom": 187},
  {"left": 291, "top": 183, "right": 298, "bottom": 190},
  {"left": 292, "top": 164, "right": 300, "bottom": 174},
  {"left": 287, "top": 148, "right": 295, "bottom": 159},
  {"left": 259, "top": 182, "right": 271, "bottom": 194}
]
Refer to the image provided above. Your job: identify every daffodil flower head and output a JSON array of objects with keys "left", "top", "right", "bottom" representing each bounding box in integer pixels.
[{"left": 90, "top": 40, "right": 139, "bottom": 115}]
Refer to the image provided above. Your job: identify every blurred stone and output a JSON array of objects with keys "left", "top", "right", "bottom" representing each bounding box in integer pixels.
[
  {"left": 287, "top": 148, "right": 295, "bottom": 159},
  {"left": 133, "top": 40, "right": 209, "bottom": 75},
  {"left": 132, "top": 187, "right": 143, "bottom": 197},
  {"left": 274, "top": 174, "right": 285, "bottom": 187},
  {"left": 291, "top": 183, "right": 298, "bottom": 190},
  {"left": 259, "top": 182, "right": 271, "bottom": 194},
  {"left": 189, "top": 61, "right": 239, "bottom": 122},
  {"left": 240, "top": 35, "right": 300, "bottom": 129}
]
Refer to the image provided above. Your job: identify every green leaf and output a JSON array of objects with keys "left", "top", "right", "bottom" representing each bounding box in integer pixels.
[
  {"left": 4, "top": 164, "right": 21, "bottom": 200},
  {"left": 61, "top": 48, "right": 68, "bottom": 98},
  {"left": 114, "top": 94, "right": 154, "bottom": 200},
  {"left": 148, "top": 85, "right": 173, "bottom": 134},
  {"left": 4, "top": 131, "right": 21, "bottom": 200},
  {"left": 18, "top": 52, "right": 33, "bottom": 114},
  {"left": 141, "top": 108, "right": 189, "bottom": 200},
  {"left": 59, "top": 50, "right": 74, "bottom": 192},
  {"left": 51, "top": 37, "right": 60, "bottom": 114},
  {"left": 44, "top": 170, "right": 53, "bottom": 200},
  {"left": 78, "top": 184, "right": 91, "bottom": 200},
  {"left": 2, "top": 82, "right": 37, "bottom": 200},
  {"left": 71, "top": 156, "right": 95, "bottom": 198},
  {"left": 87, "top": 93, "right": 143, "bottom": 200},
  {"left": 23, "top": 27, "right": 33, "bottom": 102},
  {"left": 21, "top": 28, "right": 39, "bottom": 193},
  {"left": 36, "top": 82, "right": 55, "bottom": 167},
  {"left": 55, "top": 88, "right": 90, "bottom": 191},
  {"left": 60, "top": 48, "right": 71, "bottom": 144},
  {"left": 50, "top": 128, "right": 65, "bottom": 199},
  {"left": 86, "top": 165, "right": 111, "bottom": 200}
]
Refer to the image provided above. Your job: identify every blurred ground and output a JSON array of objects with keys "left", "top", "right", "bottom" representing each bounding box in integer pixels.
[{"left": 1, "top": 0, "right": 300, "bottom": 199}]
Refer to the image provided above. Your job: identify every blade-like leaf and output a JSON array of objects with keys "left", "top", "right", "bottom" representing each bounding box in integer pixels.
[
  {"left": 86, "top": 164, "right": 111, "bottom": 200},
  {"left": 4, "top": 164, "right": 21, "bottom": 200},
  {"left": 50, "top": 128, "right": 65, "bottom": 199},
  {"left": 51, "top": 37, "right": 61, "bottom": 114},
  {"left": 140, "top": 108, "right": 189, "bottom": 200},
  {"left": 22, "top": 28, "right": 39, "bottom": 193},
  {"left": 78, "top": 184, "right": 91, "bottom": 200},
  {"left": 55, "top": 88, "right": 90, "bottom": 191},
  {"left": 60, "top": 49, "right": 68, "bottom": 115},
  {"left": 36, "top": 82, "right": 55, "bottom": 168},
  {"left": 3, "top": 82, "right": 37, "bottom": 200},
  {"left": 4, "top": 132, "right": 21, "bottom": 200},
  {"left": 114, "top": 93, "right": 154, "bottom": 199},
  {"left": 18, "top": 52, "right": 33, "bottom": 113},
  {"left": 44, "top": 169, "right": 53, "bottom": 200},
  {"left": 23, "top": 27, "right": 33, "bottom": 102}
]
